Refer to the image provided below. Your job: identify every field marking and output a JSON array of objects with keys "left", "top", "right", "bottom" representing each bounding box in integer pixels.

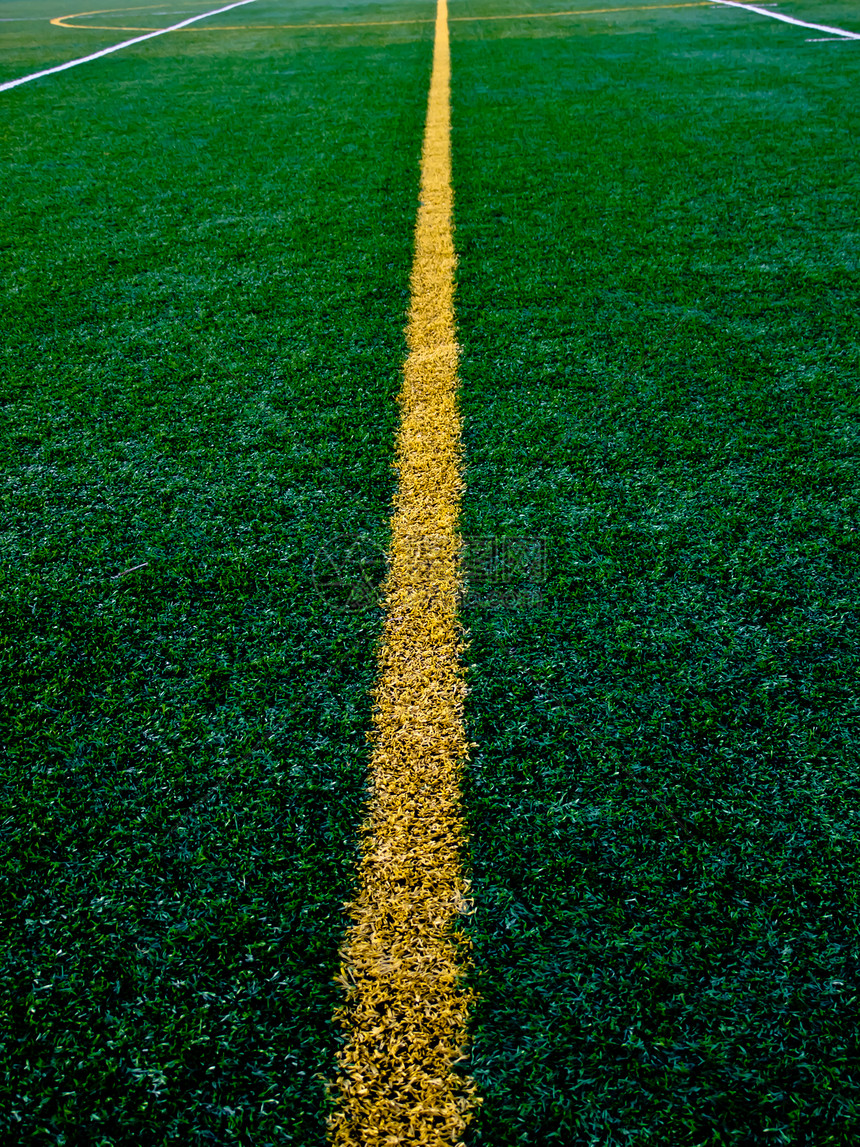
[
  {"left": 52, "top": 15, "right": 434, "bottom": 31},
  {"left": 453, "top": 2, "right": 711, "bottom": 20},
  {"left": 708, "top": 0, "right": 860, "bottom": 40},
  {"left": 51, "top": 2, "right": 713, "bottom": 32},
  {"left": 50, "top": 1, "right": 229, "bottom": 31},
  {"left": 0, "top": 0, "right": 259, "bottom": 94},
  {"left": 50, "top": 3, "right": 213, "bottom": 29},
  {"left": 329, "top": 0, "right": 478, "bottom": 1142}
]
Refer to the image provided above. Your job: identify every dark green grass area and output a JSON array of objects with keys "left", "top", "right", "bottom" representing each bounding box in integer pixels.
[
  {"left": 453, "top": 4, "right": 860, "bottom": 1144},
  {"left": 0, "top": 17, "right": 430, "bottom": 1144}
]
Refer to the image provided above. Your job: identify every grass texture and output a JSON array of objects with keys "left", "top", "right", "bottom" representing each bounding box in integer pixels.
[
  {"left": 453, "top": 2, "right": 860, "bottom": 1143},
  {"left": 0, "top": 6, "right": 431, "bottom": 1142},
  {"left": 2, "top": 0, "right": 860, "bottom": 1143}
]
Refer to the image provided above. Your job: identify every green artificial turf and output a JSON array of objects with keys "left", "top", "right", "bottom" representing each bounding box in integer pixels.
[
  {"left": 4, "top": 0, "right": 860, "bottom": 1143},
  {"left": 452, "top": 1, "right": 860, "bottom": 1143},
  {"left": 0, "top": 6, "right": 433, "bottom": 1142}
]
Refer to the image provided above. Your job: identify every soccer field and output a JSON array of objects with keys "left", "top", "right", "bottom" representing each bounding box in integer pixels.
[{"left": 2, "top": 1, "right": 859, "bottom": 1143}]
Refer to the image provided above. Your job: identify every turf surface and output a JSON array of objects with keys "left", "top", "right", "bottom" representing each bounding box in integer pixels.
[
  {"left": 453, "top": 2, "right": 860, "bottom": 1143},
  {"left": 3, "top": 0, "right": 860, "bottom": 1143},
  {"left": 1, "top": 5, "right": 431, "bottom": 1142}
]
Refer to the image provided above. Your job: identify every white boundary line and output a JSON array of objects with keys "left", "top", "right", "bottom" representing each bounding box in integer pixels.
[
  {"left": 0, "top": 0, "right": 260, "bottom": 94},
  {"left": 709, "top": 0, "right": 860, "bottom": 40}
]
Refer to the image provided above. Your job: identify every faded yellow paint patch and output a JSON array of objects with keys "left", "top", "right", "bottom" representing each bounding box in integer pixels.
[{"left": 328, "top": 0, "right": 478, "bottom": 1144}]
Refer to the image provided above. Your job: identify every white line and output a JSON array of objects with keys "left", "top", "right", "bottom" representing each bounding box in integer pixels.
[
  {"left": 709, "top": 0, "right": 860, "bottom": 40},
  {"left": 0, "top": 0, "right": 260, "bottom": 94}
]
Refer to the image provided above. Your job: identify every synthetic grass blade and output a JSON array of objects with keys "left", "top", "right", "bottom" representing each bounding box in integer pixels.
[
  {"left": 329, "top": 0, "right": 478, "bottom": 1142},
  {"left": 0, "top": 0, "right": 261, "bottom": 94}
]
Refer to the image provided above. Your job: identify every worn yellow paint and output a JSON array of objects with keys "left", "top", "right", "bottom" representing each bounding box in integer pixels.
[{"left": 328, "top": 0, "right": 478, "bottom": 1144}]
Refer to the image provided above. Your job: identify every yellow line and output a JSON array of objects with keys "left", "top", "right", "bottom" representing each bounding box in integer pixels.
[
  {"left": 329, "top": 0, "right": 478, "bottom": 1143},
  {"left": 50, "top": 19, "right": 433, "bottom": 30},
  {"left": 52, "top": 25, "right": 171, "bottom": 29},
  {"left": 50, "top": 2, "right": 211, "bottom": 28},
  {"left": 451, "top": 1, "right": 710, "bottom": 18},
  {"left": 52, "top": 2, "right": 714, "bottom": 31}
]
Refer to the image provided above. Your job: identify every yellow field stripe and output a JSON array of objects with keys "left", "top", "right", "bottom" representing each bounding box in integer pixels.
[
  {"left": 329, "top": 0, "right": 478, "bottom": 1143},
  {"left": 50, "top": 5, "right": 435, "bottom": 31},
  {"left": 451, "top": 2, "right": 710, "bottom": 20},
  {"left": 53, "top": 2, "right": 712, "bottom": 32}
]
